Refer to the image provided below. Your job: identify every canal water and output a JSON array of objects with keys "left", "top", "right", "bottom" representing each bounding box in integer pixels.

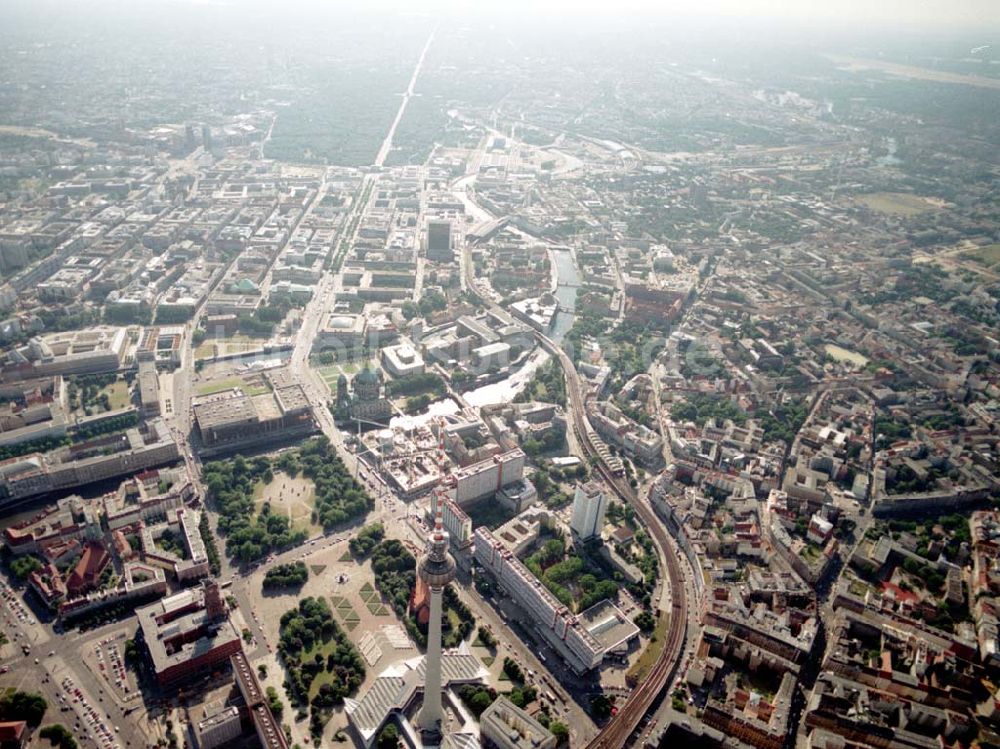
[
  {"left": 462, "top": 246, "right": 581, "bottom": 407},
  {"left": 549, "top": 247, "right": 581, "bottom": 345},
  {"left": 876, "top": 136, "right": 902, "bottom": 168},
  {"left": 397, "top": 246, "right": 583, "bottom": 425}
]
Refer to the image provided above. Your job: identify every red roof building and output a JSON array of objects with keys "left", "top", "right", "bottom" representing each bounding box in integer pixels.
[
  {"left": 409, "top": 575, "right": 431, "bottom": 626},
  {"left": 0, "top": 720, "right": 27, "bottom": 749},
  {"left": 66, "top": 541, "right": 110, "bottom": 595},
  {"left": 28, "top": 561, "right": 68, "bottom": 608}
]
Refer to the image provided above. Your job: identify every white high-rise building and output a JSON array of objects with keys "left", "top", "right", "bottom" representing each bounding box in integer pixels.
[{"left": 570, "top": 481, "right": 607, "bottom": 540}]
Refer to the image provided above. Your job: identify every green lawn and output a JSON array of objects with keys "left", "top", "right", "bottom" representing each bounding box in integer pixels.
[
  {"left": 250, "top": 473, "right": 320, "bottom": 536},
  {"left": 222, "top": 334, "right": 266, "bottom": 344},
  {"left": 316, "top": 365, "right": 342, "bottom": 388},
  {"left": 303, "top": 637, "right": 355, "bottom": 699},
  {"left": 196, "top": 377, "right": 245, "bottom": 396},
  {"left": 801, "top": 543, "right": 822, "bottom": 562},
  {"left": 854, "top": 192, "right": 935, "bottom": 216},
  {"left": 446, "top": 609, "right": 463, "bottom": 638},
  {"left": 73, "top": 378, "right": 134, "bottom": 415},
  {"left": 465, "top": 497, "right": 517, "bottom": 530},
  {"left": 194, "top": 342, "right": 216, "bottom": 360},
  {"left": 312, "top": 360, "right": 376, "bottom": 383},
  {"left": 338, "top": 360, "right": 375, "bottom": 376},
  {"left": 626, "top": 611, "right": 669, "bottom": 685},
  {"left": 824, "top": 344, "right": 869, "bottom": 368},
  {"left": 848, "top": 580, "right": 871, "bottom": 597},
  {"left": 965, "top": 243, "right": 1000, "bottom": 268},
  {"left": 104, "top": 380, "right": 133, "bottom": 410},
  {"left": 333, "top": 596, "right": 360, "bottom": 630}
]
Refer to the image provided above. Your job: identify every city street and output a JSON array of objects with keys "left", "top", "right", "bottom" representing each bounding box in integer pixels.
[{"left": 0, "top": 614, "right": 154, "bottom": 749}]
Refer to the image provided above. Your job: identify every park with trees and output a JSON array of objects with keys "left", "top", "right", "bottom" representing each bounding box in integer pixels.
[
  {"left": 263, "top": 561, "right": 309, "bottom": 590},
  {"left": 524, "top": 537, "right": 620, "bottom": 613},
  {"left": 0, "top": 690, "right": 47, "bottom": 725},
  {"left": 39, "top": 724, "right": 77, "bottom": 749},
  {"left": 277, "top": 597, "right": 366, "bottom": 742},
  {"left": 348, "top": 522, "right": 385, "bottom": 559},
  {"left": 203, "top": 437, "right": 372, "bottom": 566}
]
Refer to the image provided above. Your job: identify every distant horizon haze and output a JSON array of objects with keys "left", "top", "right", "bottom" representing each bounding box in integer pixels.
[{"left": 1, "top": 0, "right": 999, "bottom": 34}]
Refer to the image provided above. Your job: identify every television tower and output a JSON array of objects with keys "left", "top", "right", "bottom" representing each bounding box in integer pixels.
[{"left": 416, "top": 507, "right": 456, "bottom": 744}]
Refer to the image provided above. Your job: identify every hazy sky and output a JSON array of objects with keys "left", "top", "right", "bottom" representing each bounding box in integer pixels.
[
  {"left": 2, "top": 0, "right": 998, "bottom": 32},
  {"left": 280, "top": 0, "right": 999, "bottom": 30}
]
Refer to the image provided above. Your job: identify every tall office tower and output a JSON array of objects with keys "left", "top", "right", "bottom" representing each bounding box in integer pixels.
[
  {"left": 570, "top": 481, "right": 608, "bottom": 540},
  {"left": 184, "top": 124, "right": 197, "bottom": 153},
  {"left": 416, "top": 509, "right": 457, "bottom": 743},
  {"left": 426, "top": 219, "right": 454, "bottom": 262}
]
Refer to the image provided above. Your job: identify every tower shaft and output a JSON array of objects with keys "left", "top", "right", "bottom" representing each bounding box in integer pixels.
[{"left": 417, "top": 584, "right": 445, "bottom": 737}]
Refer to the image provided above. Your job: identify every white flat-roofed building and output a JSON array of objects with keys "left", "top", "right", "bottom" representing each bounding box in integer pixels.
[
  {"left": 138, "top": 358, "right": 160, "bottom": 416},
  {"left": 510, "top": 297, "right": 557, "bottom": 332},
  {"left": 578, "top": 598, "right": 641, "bottom": 656},
  {"left": 434, "top": 494, "right": 473, "bottom": 549},
  {"left": 451, "top": 449, "right": 525, "bottom": 507},
  {"left": 472, "top": 341, "right": 511, "bottom": 371},
  {"left": 313, "top": 312, "right": 367, "bottom": 355},
  {"left": 381, "top": 342, "right": 425, "bottom": 378},
  {"left": 345, "top": 644, "right": 488, "bottom": 748},
  {"left": 0, "top": 417, "right": 181, "bottom": 508},
  {"left": 491, "top": 506, "right": 550, "bottom": 558},
  {"left": 474, "top": 526, "right": 605, "bottom": 673},
  {"left": 195, "top": 704, "right": 242, "bottom": 749},
  {"left": 2, "top": 326, "right": 128, "bottom": 380},
  {"left": 37, "top": 266, "right": 95, "bottom": 301},
  {"left": 481, "top": 696, "right": 556, "bottom": 749}
]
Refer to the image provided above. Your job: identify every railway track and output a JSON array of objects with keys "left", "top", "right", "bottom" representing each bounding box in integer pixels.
[
  {"left": 584, "top": 460, "right": 687, "bottom": 748},
  {"left": 536, "top": 334, "right": 689, "bottom": 749},
  {"left": 461, "top": 239, "right": 688, "bottom": 748}
]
